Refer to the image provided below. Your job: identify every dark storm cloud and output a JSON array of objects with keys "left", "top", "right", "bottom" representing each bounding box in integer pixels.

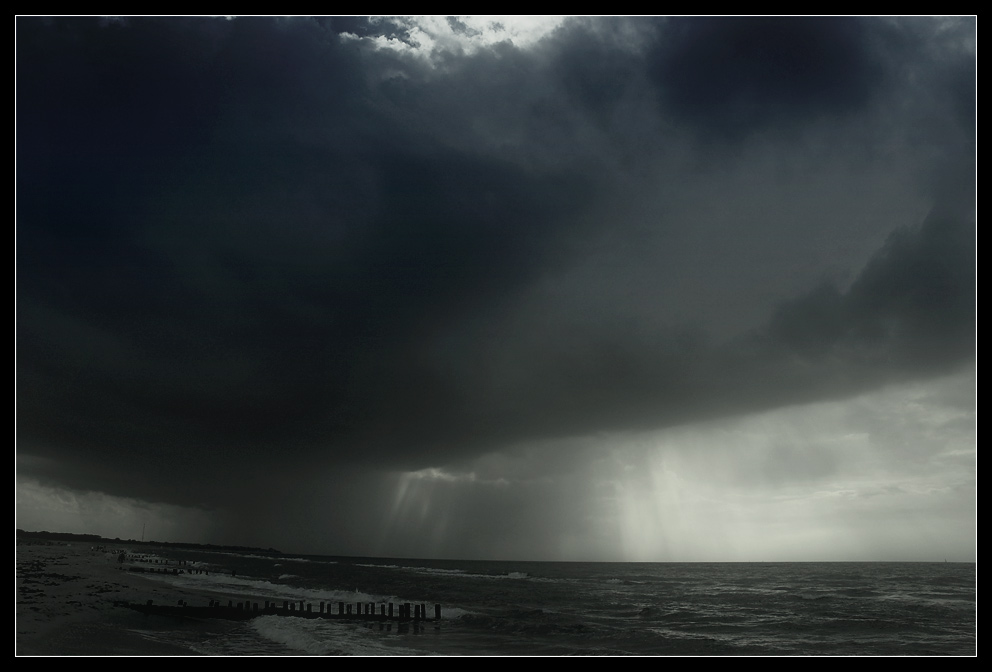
[
  {"left": 416, "top": 202, "right": 975, "bottom": 459},
  {"left": 768, "top": 203, "right": 976, "bottom": 372},
  {"left": 16, "top": 17, "right": 595, "bottom": 501},
  {"left": 650, "top": 17, "right": 882, "bottom": 140},
  {"left": 17, "top": 17, "right": 974, "bottom": 516}
]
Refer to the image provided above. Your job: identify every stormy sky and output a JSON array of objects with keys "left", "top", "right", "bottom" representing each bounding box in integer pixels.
[{"left": 16, "top": 16, "right": 975, "bottom": 561}]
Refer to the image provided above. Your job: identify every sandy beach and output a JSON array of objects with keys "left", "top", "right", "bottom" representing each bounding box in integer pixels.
[{"left": 16, "top": 538, "right": 225, "bottom": 655}]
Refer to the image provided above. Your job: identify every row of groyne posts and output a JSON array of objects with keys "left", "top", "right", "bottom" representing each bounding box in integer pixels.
[
  {"left": 130, "top": 597, "right": 441, "bottom": 623},
  {"left": 120, "top": 554, "right": 218, "bottom": 576},
  {"left": 114, "top": 553, "right": 441, "bottom": 623},
  {"left": 216, "top": 599, "right": 439, "bottom": 621},
  {"left": 125, "top": 557, "right": 211, "bottom": 575}
]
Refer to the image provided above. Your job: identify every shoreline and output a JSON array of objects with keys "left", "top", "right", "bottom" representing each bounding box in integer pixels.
[{"left": 16, "top": 539, "right": 235, "bottom": 655}]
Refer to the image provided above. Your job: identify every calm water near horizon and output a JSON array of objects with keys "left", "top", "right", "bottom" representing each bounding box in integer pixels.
[{"left": 103, "top": 548, "right": 976, "bottom": 655}]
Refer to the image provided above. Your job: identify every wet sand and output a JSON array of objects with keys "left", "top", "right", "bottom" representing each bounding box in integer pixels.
[{"left": 16, "top": 539, "right": 219, "bottom": 655}]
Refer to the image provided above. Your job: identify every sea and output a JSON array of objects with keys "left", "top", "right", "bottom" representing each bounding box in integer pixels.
[{"left": 107, "top": 548, "right": 976, "bottom": 656}]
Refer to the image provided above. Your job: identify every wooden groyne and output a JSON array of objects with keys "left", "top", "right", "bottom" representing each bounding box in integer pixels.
[{"left": 116, "top": 599, "right": 441, "bottom": 623}]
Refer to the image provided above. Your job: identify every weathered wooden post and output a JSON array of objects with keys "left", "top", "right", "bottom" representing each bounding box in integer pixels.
[
  {"left": 388, "top": 603, "right": 394, "bottom": 618},
  {"left": 319, "top": 602, "right": 325, "bottom": 614},
  {"left": 435, "top": 604, "right": 441, "bottom": 620},
  {"left": 338, "top": 602, "right": 344, "bottom": 615}
]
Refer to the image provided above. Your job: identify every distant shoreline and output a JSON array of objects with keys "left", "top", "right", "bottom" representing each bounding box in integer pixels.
[{"left": 16, "top": 528, "right": 283, "bottom": 556}]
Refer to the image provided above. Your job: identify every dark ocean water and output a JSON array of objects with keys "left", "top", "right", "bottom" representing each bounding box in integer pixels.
[{"left": 109, "top": 548, "right": 976, "bottom": 655}]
